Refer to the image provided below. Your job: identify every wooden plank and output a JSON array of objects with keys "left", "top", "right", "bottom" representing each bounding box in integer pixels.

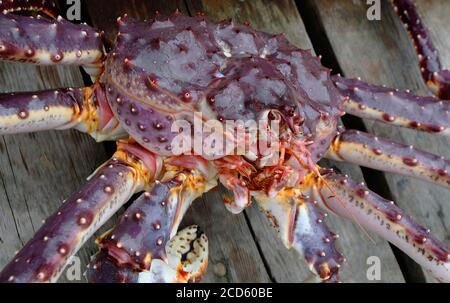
[
  {"left": 84, "top": 0, "right": 271, "bottom": 283},
  {"left": 307, "top": 0, "right": 450, "bottom": 282},
  {"left": 185, "top": 0, "right": 404, "bottom": 282}
]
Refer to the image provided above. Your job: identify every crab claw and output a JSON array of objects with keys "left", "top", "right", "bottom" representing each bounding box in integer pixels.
[
  {"left": 86, "top": 226, "right": 208, "bottom": 283},
  {"left": 87, "top": 165, "right": 216, "bottom": 283},
  {"left": 138, "top": 226, "right": 208, "bottom": 283}
]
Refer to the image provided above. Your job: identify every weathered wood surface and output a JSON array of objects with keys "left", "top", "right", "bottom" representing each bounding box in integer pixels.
[
  {"left": 307, "top": 0, "right": 450, "bottom": 282},
  {"left": 3, "top": 0, "right": 449, "bottom": 283}
]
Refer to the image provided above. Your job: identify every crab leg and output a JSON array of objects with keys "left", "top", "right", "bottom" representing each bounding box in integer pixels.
[
  {"left": 0, "top": 141, "right": 159, "bottom": 283},
  {"left": 390, "top": 0, "right": 450, "bottom": 99},
  {"left": 333, "top": 76, "right": 450, "bottom": 136},
  {"left": 0, "top": 13, "right": 104, "bottom": 78},
  {"left": 0, "top": 0, "right": 58, "bottom": 18},
  {"left": 307, "top": 170, "right": 450, "bottom": 282},
  {"left": 0, "top": 83, "right": 124, "bottom": 141},
  {"left": 87, "top": 164, "right": 216, "bottom": 283},
  {"left": 326, "top": 129, "right": 450, "bottom": 189},
  {"left": 253, "top": 190, "right": 344, "bottom": 282}
]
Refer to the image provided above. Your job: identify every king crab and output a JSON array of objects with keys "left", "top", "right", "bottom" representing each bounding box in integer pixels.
[{"left": 0, "top": 0, "right": 449, "bottom": 283}]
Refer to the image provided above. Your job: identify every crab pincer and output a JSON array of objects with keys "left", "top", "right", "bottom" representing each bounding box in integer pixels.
[{"left": 87, "top": 165, "right": 216, "bottom": 283}]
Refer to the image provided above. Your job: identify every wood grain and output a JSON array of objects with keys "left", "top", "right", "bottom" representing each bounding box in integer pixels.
[{"left": 307, "top": 0, "right": 450, "bottom": 282}]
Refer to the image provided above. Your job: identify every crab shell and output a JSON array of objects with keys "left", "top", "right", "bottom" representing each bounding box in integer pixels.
[{"left": 102, "top": 13, "right": 343, "bottom": 163}]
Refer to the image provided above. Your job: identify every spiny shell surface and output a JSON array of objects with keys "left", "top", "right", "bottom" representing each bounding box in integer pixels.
[{"left": 103, "top": 13, "right": 343, "bottom": 161}]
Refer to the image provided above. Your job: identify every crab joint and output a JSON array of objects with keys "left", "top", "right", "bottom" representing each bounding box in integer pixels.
[{"left": 75, "top": 84, "right": 125, "bottom": 141}]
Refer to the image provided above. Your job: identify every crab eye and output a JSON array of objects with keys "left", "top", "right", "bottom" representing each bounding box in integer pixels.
[{"left": 182, "top": 92, "right": 192, "bottom": 102}]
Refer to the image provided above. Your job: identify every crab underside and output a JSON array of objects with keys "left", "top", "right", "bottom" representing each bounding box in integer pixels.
[{"left": 0, "top": 0, "right": 449, "bottom": 283}]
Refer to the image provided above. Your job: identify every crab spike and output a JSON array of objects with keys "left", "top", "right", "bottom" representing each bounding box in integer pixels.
[
  {"left": 390, "top": 0, "right": 450, "bottom": 99},
  {"left": 0, "top": 141, "right": 159, "bottom": 283},
  {"left": 309, "top": 170, "right": 450, "bottom": 282},
  {"left": 0, "top": 84, "right": 124, "bottom": 141},
  {"left": 87, "top": 167, "right": 216, "bottom": 283},
  {"left": 0, "top": 13, "right": 104, "bottom": 79},
  {"left": 333, "top": 76, "right": 450, "bottom": 136},
  {"left": 254, "top": 190, "right": 344, "bottom": 281},
  {"left": 327, "top": 129, "right": 450, "bottom": 189},
  {"left": 0, "top": 0, "right": 58, "bottom": 18}
]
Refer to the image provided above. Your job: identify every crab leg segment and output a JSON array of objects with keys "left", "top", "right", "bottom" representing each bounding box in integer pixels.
[
  {"left": 0, "top": 141, "right": 159, "bottom": 283},
  {"left": 0, "top": 13, "right": 104, "bottom": 78},
  {"left": 0, "top": 84, "right": 124, "bottom": 141},
  {"left": 0, "top": 0, "right": 58, "bottom": 18},
  {"left": 333, "top": 76, "right": 450, "bottom": 136},
  {"left": 390, "top": 0, "right": 450, "bottom": 99},
  {"left": 327, "top": 129, "right": 450, "bottom": 189},
  {"left": 87, "top": 166, "right": 216, "bottom": 283},
  {"left": 309, "top": 170, "right": 450, "bottom": 282},
  {"left": 253, "top": 190, "right": 344, "bottom": 281}
]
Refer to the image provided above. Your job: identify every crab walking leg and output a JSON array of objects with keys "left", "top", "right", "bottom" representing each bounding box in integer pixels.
[
  {"left": 0, "top": 13, "right": 105, "bottom": 78},
  {"left": 308, "top": 170, "right": 450, "bottom": 282},
  {"left": 327, "top": 129, "right": 450, "bottom": 189},
  {"left": 390, "top": 0, "right": 450, "bottom": 99},
  {"left": 87, "top": 167, "right": 216, "bottom": 283},
  {"left": 253, "top": 190, "right": 344, "bottom": 281},
  {"left": 0, "top": 84, "right": 125, "bottom": 141},
  {"left": 0, "top": 141, "right": 159, "bottom": 283},
  {"left": 333, "top": 76, "right": 450, "bottom": 136},
  {"left": 0, "top": 0, "right": 58, "bottom": 18}
]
